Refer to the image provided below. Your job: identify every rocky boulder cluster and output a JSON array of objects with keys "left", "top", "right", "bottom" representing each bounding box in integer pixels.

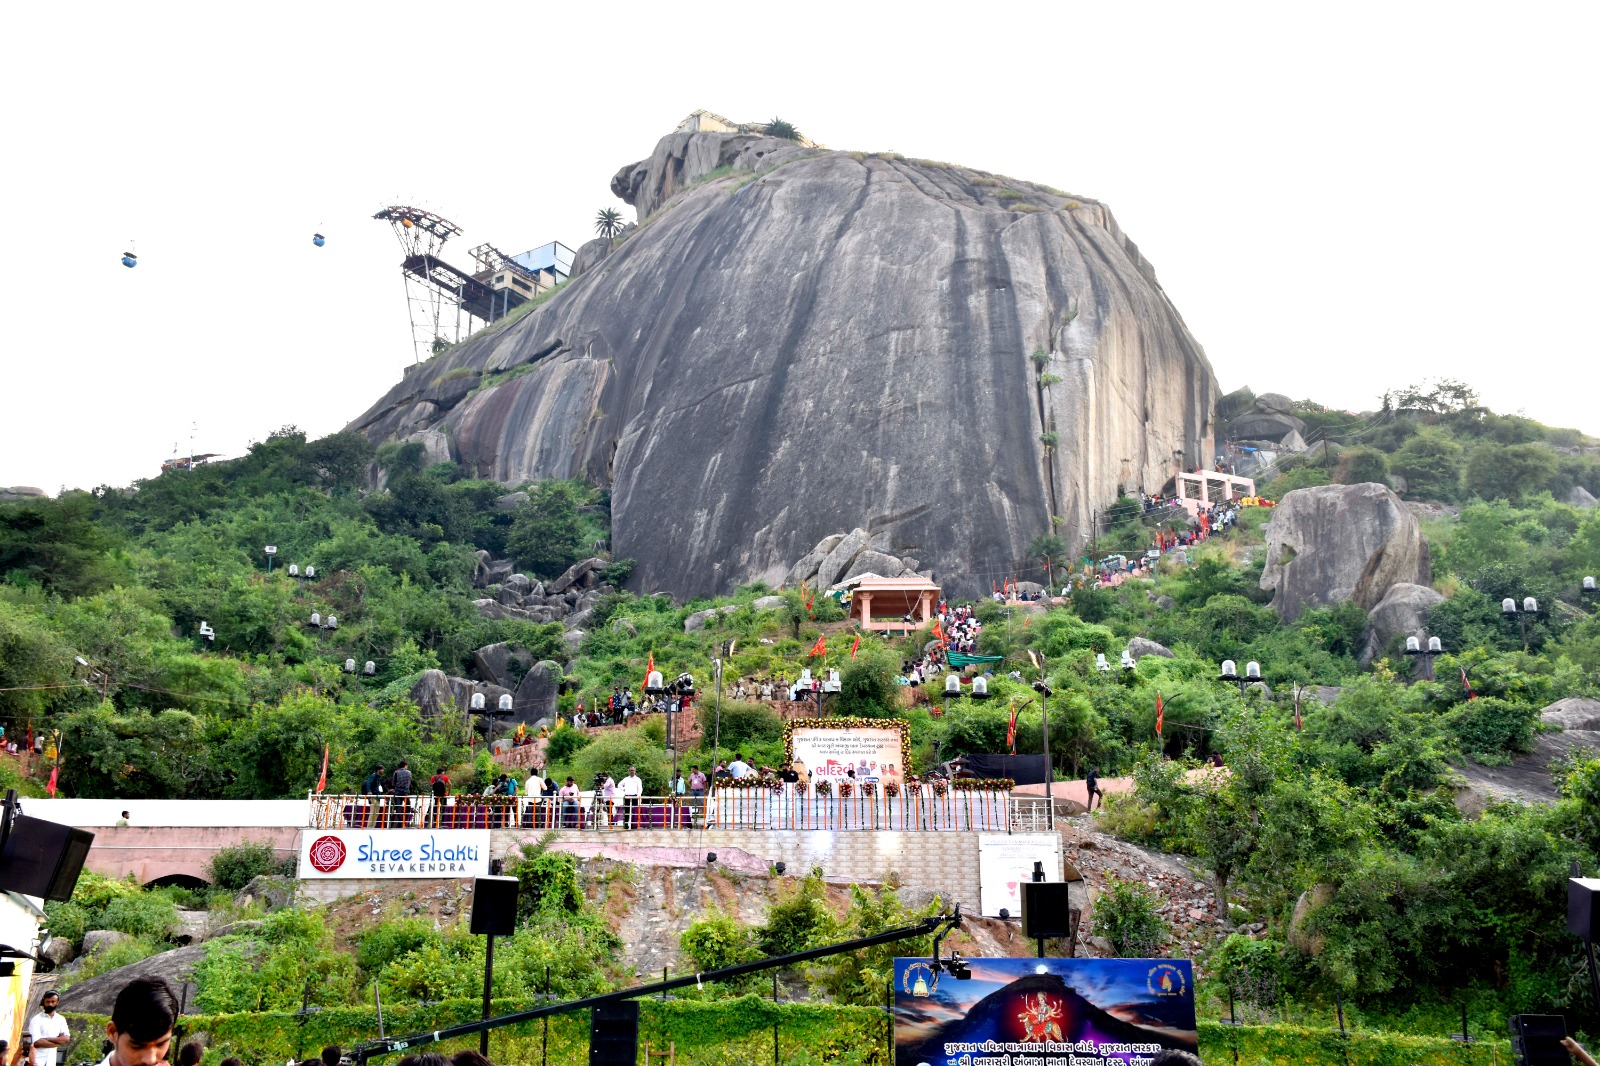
[{"left": 784, "top": 528, "right": 934, "bottom": 589}]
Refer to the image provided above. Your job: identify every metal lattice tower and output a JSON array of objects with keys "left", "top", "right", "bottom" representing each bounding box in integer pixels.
[{"left": 373, "top": 205, "right": 469, "bottom": 363}]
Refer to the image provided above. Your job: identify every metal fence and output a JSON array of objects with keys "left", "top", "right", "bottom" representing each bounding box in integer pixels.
[{"left": 307, "top": 788, "right": 1020, "bottom": 833}]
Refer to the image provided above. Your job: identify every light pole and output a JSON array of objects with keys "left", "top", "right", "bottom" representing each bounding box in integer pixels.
[
  {"left": 711, "top": 658, "right": 723, "bottom": 768},
  {"left": 264, "top": 544, "right": 277, "bottom": 574},
  {"left": 1581, "top": 576, "right": 1597, "bottom": 607},
  {"left": 1030, "top": 680, "right": 1054, "bottom": 829},
  {"left": 1403, "top": 635, "right": 1443, "bottom": 680},
  {"left": 289, "top": 564, "right": 316, "bottom": 598},
  {"left": 1500, "top": 596, "right": 1540, "bottom": 651},
  {"left": 1219, "top": 659, "right": 1261, "bottom": 697}
]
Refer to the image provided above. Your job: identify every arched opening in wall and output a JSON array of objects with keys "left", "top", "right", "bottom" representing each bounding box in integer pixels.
[{"left": 144, "top": 873, "right": 210, "bottom": 893}]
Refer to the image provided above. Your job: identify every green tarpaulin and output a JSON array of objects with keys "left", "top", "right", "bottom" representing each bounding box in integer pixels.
[{"left": 945, "top": 652, "right": 1005, "bottom": 669}]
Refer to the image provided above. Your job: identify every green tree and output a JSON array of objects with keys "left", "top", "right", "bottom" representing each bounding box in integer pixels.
[
  {"left": 1390, "top": 429, "right": 1464, "bottom": 501},
  {"left": 1464, "top": 441, "right": 1557, "bottom": 503},
  {"left": 1027, "top": 533, "right": 1066, "bottom": 586},
  {"left": 836, "top": 648, "right": 899, "bottom": 717},
  {"left": 763, "top": 118, "right": 802, "bottom": 141},
  {"left": 594, "top": 208, "right": 625, "bottom": 239},
  {"left": 1334, "top": 445, "right": 1390, "bottom": 486},
  {"left": 506, "top": 482, "right": 589, "bottom": 580}
]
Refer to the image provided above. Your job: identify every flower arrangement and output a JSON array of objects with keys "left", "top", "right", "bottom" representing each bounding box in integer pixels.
[
  {"left": 905, "top": 779, "right": 921, "bottom": 795},
  {"left": 838, "top": 780, "right": 855, "bottom": 798},
  {"left": 720, "top": 775, "right": 781, "bottom": 790},
  {"left": 457, "top": 793, "right": 519, "bottom": 806},
  {"left": 813, "top": 779, "right": 833, "bottom": 796},
  {"left": 884, "top": 781, "right": 901, "bottom": 798},
  {"left": 861, "top": 780, "right": 877, "bottom": 797},
  {"left": 931, "top": 778, "right": 949, "bottom": 797},
  {"left": 952, "top": 778, "right": 1015, "bottom": 792}
]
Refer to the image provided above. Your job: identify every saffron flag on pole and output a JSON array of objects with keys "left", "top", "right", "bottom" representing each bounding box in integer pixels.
[
  {"left": 1293, "top": 687, "right": 1303, "bottom": 731},
  {"left": 316, "top": 743, "right": 329, "bottom": 792},
  {"left": 46, "top": 765, "right": 58, "bottom": 797},
  {"left": 1460, "top": 666, "right": 1476, "bottom": 700},
  {"left": 809, "top": 635, "right": 826, "bottom": 657},
  {"left": 850, "top": 635, "right": 861, "bottom": 660},
  {"left": 1006, "top": 702, "right": 1019, "bottom": 754},
  {"left": 932, "top": 620, "right": 947, "bottom": 645},
  {"left": 646, "top": 651, "right": 655, "bottom": 685},
  {"left": 1155, "top": 692, "right": 1165, "bottom": 739}
]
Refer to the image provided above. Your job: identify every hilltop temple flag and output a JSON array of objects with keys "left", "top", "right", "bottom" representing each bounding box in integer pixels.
[
  {"left": 1006, "top": 703, "right": 1019, "bottom": 754},
  {"left": 46, "top": 765, "right": 58, "bottom": 797},
  {"left": 316, "top": 743, "right": 329, "bottom": 792},
  {"left": 809, "top": 635, "right": 827, "bottom": 657},
  {"left": 850, "top": 635, "right": 861, "bottom": 660},
  {"left": 932, "top": 620, "right": 947, "bottom": 645},
  {"left": 1155, "top": 692, "right": 1165, "bottom": 739}
]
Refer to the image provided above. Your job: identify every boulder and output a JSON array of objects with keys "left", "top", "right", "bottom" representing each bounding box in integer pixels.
[
  {"left": 1569, "top": 486, "right": 1597, "bottom": 509},
  {"left": 815, "top": 529, "right": 872, "bottom": 589},
  {"left": 513, "top": 661, "right": 562, "bottom": 725},
  {"left": 236, "top": 875, "right": 298, "bottom": 912},
  {"left": 1125, "top": 637, "right": 1174, "bottom": 661},
  {"left": 784, "top": 551, "right": 827, "bottom": 588},
  {"left": 1287, "top": 884, "right": 1334, "bottom": 956},
  {"left": 447, "top": 677, "right": 512, "bottom": 719},
  {"left": 473, "top": 598, "right": 513, "bottom": 621},
  {"left": 684, "top": 605, "right": 739, "bottom": 632},
  {"left": 1260, "top": 483, "right": 1431, "bottom": 622},
  {"left": 472, "top": 642, "right": 535, "bottom": 691},
  {"left": 1449, "top": 698, "right": 1600, "bottom": 807},
  {"left": 1544, "top": 697, "right": 1600, "bottom": 733},
  {"left": 80, "top": 930, "right": 130, "bottom": 958},
  {"left": 1255, "top": 392, "right": 1295, "bottom": 415},
  {"left": 750, "top": 595, "right": 785, "bottom": 612},
  {"left": 57, "top": 943, "right": 216, "bottom": 1016},
  {"left": 562, "top": 629, "right": 586, "bottom": 653},
  {"left": 1154, "top": 595, "right": 1175, "bottom": 611},
  {"left": 1358, "top": 582, "right": 1446, "bottom": 667},
  {"left": 172, "top": 909, "right": 210, "bottom": 945},
  {"left": 495, "top": 586, "right": 523, "bottom": 606},
  {"left": 473, "top": 550, "right": 494, "bottom": 587},
  {"left": 209, "top": 919, "right": 265, "bottom": 939},
  {"left": 1228, "top": 410, "right": 1306, "bottom": 443},
  {"left": 495, "top": 491, "right": 530, "bottom": 511},
  {"left": 547, "top": 557, "right": 607, "bottom": 595},
  {"left": 842, "top": 549, "right": 904, "bottom": 582},
  {"left": 1278, "top": 428, "right": 1307, "bottom": 453},
  {"left": 40, "top": 937, "right": 74, "bottom": 967},
  {"left": 408, "top": 670, "right": 458, "bottom": 717},
  {"left": 400, "top": 428, "right": 451, "bottom": 468}
]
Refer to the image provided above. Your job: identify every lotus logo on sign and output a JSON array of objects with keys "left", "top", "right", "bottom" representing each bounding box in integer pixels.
[
  {"left": 307, "top": 835, "right": 347, "bottom": 873},
  {"left": 298, "top": 829, "right": 492, "bottom": 879}
]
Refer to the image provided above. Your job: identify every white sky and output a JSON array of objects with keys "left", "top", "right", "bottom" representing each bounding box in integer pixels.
[{"left": 4, "top": 2, "right": 1596, "bottom": 493}]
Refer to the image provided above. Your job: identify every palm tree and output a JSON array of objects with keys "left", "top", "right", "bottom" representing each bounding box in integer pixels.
[
  {"left": 763, "top": 118, "right": 802, "bottom": 142},
  {"left": 594, "top": 208, "right": 625, "bottom": 239}
]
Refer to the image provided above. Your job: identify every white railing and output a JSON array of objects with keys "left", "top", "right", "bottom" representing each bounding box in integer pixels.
[{"left": 308, "top": 788, "right": 1020, "bottom": 833}]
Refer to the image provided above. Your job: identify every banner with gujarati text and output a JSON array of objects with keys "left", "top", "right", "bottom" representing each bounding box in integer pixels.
[
  {"left": 787, "top": 725, "right": 905, "bottom": 785},
  {"left": 894, "top": 957, "right": 1197, "bottom": 1066}
]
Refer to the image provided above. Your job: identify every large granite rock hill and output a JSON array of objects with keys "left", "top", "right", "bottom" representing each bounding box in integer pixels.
[{"left": 350, "top": 124, "right": 1219, "bottom": 599}]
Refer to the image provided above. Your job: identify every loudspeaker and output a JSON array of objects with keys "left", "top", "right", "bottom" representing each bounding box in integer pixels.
[
  {"left": 1509, "top": 1014, "right": 1567, "bottom": 1066},
  {"left": 0, "top": 815, "right": 93, "bottom": 902},
  {"left": 1568, "top": 877, "right": 1600, "bottom": 941},
  {"left": 589, "top": 1000, "right": 639, "bottom": 1066},
  {"left": 470, "top": 876, "right": 519, "bottom": 936},
  {"left": 1020, "top": 881, "right": 1073, "bottom": 940}
]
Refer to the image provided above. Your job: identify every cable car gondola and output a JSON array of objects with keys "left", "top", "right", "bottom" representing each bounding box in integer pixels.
[
  {"left": 312, "top": 233, "right": 325, "bottom": 247},
  {"left": 121, "top": 251, "right": 138, "bottom": 268}
]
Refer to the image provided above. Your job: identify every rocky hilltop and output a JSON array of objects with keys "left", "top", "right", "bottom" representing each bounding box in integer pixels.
[{"left": 349, "top": 123, "right": 1219, "bottom": 598}]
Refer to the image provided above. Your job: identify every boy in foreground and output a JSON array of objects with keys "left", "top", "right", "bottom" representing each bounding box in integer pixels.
[{"left": 97, "top": 977, "right": 179, "bottom": 1066}]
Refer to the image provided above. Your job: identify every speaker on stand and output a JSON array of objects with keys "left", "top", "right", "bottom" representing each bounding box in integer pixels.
[
  {"left": 471, "top": 875, "right": 520, "bottom": 1056},
  {"left": 590, "top": 1000, "right": 640, "bottom": 1066}
]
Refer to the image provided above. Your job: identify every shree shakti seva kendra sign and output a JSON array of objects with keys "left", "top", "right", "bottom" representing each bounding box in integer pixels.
[{"left": 298, "top": 829, "right": 491, "bottom": 878}]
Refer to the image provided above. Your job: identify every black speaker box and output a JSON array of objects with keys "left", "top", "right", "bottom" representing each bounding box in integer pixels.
[
  {"left": 1509, "top": 1014, "right": 1567, "bottom": 1066},
  {"left": 1568, "top": 877, "right": 1599, "bottom": 941},
  {"left": 589, "top": 1000, "right": 639, "bottom": 1066},
  {"left": 1020, "top": 881, "right": 1074, "bottom": 940},
  {"left": 0, "top": 815, "right": 93, "bottom": 902},
  {"left": 470, "top": 876, "right": 519, "bottom": 936}
]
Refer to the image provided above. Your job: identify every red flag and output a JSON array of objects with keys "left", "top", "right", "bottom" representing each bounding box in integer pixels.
[
  {"left": 809, "top": 635, "right": 826, "bottom": 657},
  {"left": 850, "top": 636, "right": 861, "bottom": 660},
  {"left": 1460, "top": 666, "right": 1476, "bottom": 700},
  {"left": 1006, "top": 704, "right": 1019, "bottom": 754},
  {"left": 1155, "top": 692, "right": 1164, "bottom": 739},
  {"left": 932, "top": 620, "right": 947, "bottom": 645},
  {"left": 316, "top": 743, "right": 329, "bottom": 792},
  {"left": 46, "top": 765, "right": 58, "bottom": 797}
]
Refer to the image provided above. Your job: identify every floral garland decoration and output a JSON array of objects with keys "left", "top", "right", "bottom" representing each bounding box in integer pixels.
[
  {"left": 952, "top": 777, "right": 1015, "bottom": 792},
  {"left": 813, "top": 779, "right": 833, "bottom": 796},
  {"left": 884, "top": 781, "right": 901, "bottom": 798}
]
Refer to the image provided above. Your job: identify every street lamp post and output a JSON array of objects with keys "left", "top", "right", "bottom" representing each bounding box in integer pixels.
[
  {"left": 1403, "top": 635, "right": 1443, "bottom": 680},
  {"left": 1219, "top": 659, "right": 1261, "bottom": 697},
  {"left": 1501, "top": 597, "right": 1540, "bottom": 651},
  {"left": 1582, "top": 576, "right": 1597, "bottom": 607},
  {"left": 264, "top": 545, "right": 277, "bottom": 574},
  {"left": 1030, "top": 680, "right": 1054, "bottom": 829}
]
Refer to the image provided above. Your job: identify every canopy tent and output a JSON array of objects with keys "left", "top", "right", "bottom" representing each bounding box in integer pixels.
[{"left": 946, "top": 652, "right": 1005, "bottom": 669}]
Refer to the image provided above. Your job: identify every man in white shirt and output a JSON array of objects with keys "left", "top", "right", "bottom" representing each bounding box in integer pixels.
[
  {"left": 727, "top": 754, "right": 750, "bottom": 779},
  {"left": 28, "top": 992, "right": 69, "bottom": 1066},
  {"left": 618, "top": 767, "right": 644, "bottom": 829}
]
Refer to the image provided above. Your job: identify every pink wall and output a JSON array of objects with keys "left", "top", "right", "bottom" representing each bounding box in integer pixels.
[{"left": 84, "top": 826, "right": 301, "bottom": 883}]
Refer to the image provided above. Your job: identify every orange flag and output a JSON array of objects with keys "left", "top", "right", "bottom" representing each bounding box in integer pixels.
[
  {"left": 46, "top": 765, "right": 58, "bottom": 797},
  {"left": 646, "top": 651, "right": 655, "bottom": 684},
  {"left": 932, "top": 620, "right": 947, "bottom": 645},
  {"left": 1155, "top": 692, "right": 1165, "bottom": 738},
  {"left": 808, "top": 635, "right": 826, "bottom": 657},
  {"left": 850, "top": 636, "right": 861, "bottom": 660},
  {"left": 315, "top": 743, "right": 329, "bottom": 792}
]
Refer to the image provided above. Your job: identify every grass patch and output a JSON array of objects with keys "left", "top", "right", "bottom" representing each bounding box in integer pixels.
[
  {"left": 994, "top": 188, "right": 1024, "bottom": 201},
  {"left": 1011, "top": 203, "right": 1044, "bottom": 214},
  {"left": 970, "top": 176, "right": 1002, "bottom": 187},
  {"left": 439, "top": 367, "right": 478, "bottom": 383},
  {"left": 469, "top": 362, "right": 540, "bottom": 396}
]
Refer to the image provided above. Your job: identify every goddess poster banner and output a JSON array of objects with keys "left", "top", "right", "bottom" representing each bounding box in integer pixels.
[
  {"left": 894, "top": 957, "right": 1198, "bottom": 1066},
  {"left": 787, "top": 724, "right": 906, "bottom": 784}
]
